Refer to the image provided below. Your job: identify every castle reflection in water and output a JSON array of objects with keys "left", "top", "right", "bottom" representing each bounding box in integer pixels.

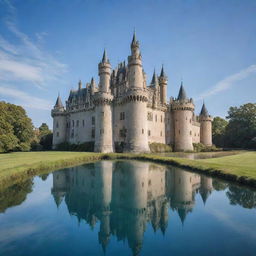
[{"left": 51, "top": 161, "right": 213, "bottom": 255}]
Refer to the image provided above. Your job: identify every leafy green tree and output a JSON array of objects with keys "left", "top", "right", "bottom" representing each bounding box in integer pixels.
[
  {"left": 0, "top": 102, "right": 33, "bottom": 152},
  {"left": 212, "top": 117, "right": 228, "bottom": 147},
  {"left": 225, "top": 103, "right": 256, "bottom": 149},
  {"left": 39, "top": 123, "right": 51, "bottom": 138}
]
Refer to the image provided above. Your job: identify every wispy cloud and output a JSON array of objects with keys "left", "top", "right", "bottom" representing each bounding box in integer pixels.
[
  {"left": 197, "top": 65, "right": 256, "bottom": 100},
  {"left": 0, "top": 0, "right": 67, "bottom": 111},
  {"left": 0, "top": 85, "right": 52, "bottom": 110}
]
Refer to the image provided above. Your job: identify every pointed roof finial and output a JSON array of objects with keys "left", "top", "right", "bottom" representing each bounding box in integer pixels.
[
  {"left": 177, "top": 81, "right": 187, "bottom": 101},
  {"left": 102, "top": 49, "right": 108, "bottom": 63},
  {"left": 78, "top": 80, "right": 82, "bottom": 90},
  {"left": 151, "top": 69, "right": 158, "bottom": 86},
  {"left": 55, "top": 94, "right": 64, "bottom": 108},
  {"left": 200, "top": 102, "right": 209, "bottom": 116},
  {"left": 160, "top": 64, "right": 166, "bottom": 77}
]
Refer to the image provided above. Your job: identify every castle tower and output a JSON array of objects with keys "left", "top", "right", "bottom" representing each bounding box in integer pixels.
[
  {"left": 200, "top": 176, "right": 213, "bottom": 204},
  {"left": 51, "top": 170, "right": 68, "bottom": 207},
  {"left": 128, "top": 31, "right": 144, "bottom": 89},
  {"left": 125, "top": 32, "right": 150, "bottom": 153},
  {"left": 159, "top": 65, "right": 168, "bottom": 105},
  {"left": 51, "top": 94, "right": 67, "bottom": 149},
  {"left": 199, "top": 102, "right": 213, "bottom": 146},
  {"left": 94, "top": 50, "right": 114, "bottom": 153},
  {"left": 96, "top": 161, "right": 113, "bottom": 253},
  {"left": 171, "top": 83, "right": 194, "bottom": 151}
]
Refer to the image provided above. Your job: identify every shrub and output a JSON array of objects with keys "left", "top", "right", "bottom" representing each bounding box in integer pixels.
[
  {"left": 149, "top": 143, "right": 172, "bottom": 153},
  {"left": 193, "top": 143, "right": 220, "bottom": 152}
]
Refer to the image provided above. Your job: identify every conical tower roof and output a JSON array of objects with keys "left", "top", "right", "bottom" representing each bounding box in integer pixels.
[
  {"left": 177, "top": 82, "right": 187, "bottom": 101},
  {"left": 102, "top": 49, "right": 108, "bottom": 63},
  {"left": 160, "top": 65, "right": 166, "bottom": 78},
  {"left": 131, "top": 30, "right": 137, "bottom": 45},
  {"left": 200, "top": 102, "right": 209, "bottom": 116},
  {"left": 151, "top": 69, "right": 158, "bottom": 86},
  {"left": 54, "top": 94, "right": 64, "bottom": 108}
]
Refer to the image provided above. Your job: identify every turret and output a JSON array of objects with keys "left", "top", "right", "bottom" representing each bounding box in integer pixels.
[
  {"left": 94, "top": 50, "right": 114, "bottom": 153},
  {"left": 171, "top": 82, "right": 194, "bottom": 151},
  {"left": 150, "top": 69, "right": 159, "bottom": 87},
  {"left": 98, "top": 49, "right": 111, "bottom": 93},
  {"left": 91, "top": 77, "right": 96, "bottom": 95},
  {"left": 128, "top": 31, "right": 144, "bottom": 89},
  {"left": 51, "top": 94, "right": 67, "bottom": 148},
  {"left": 199, "top": 102, "right": 213, "bottom": 146},
  {"left": 124, "top": 32, "right": 150, "bottom": 152},
  {"left": 78, "top": 80, "right": 82, "bottom": 90},
  {"left": 159, "top": 65, "right": 167, "bottom": 104}
]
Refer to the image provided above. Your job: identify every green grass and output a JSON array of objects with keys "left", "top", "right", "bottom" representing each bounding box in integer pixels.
[{"left": 0, "top": 151, "right": 256, "bottom": 189}]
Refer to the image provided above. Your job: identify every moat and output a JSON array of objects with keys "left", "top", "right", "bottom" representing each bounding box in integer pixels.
[{"left": 0, "top": 160, "right": 256, "bottom": 256}]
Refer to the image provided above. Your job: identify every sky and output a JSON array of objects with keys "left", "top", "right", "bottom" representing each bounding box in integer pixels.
[{"left": 0, "top": 0, "right": 255, "bottom": 128}]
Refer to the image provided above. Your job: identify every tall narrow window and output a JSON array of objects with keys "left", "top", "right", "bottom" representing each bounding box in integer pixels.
[
  {"left": 142, "top": 129, "right": 144, "bottom": 134},
  {"left": 72, "top": 120, "right": 74, "bottom": 127},
  {"left": 76, "top": 120, "right": 79, "bottom": 127},
  {"left": 92, "top": 116, "right": 95, "bottom": 125},
  {"left": 56, "top": 121, "right": 59, "bottom": 128},
  {"left": 56, "top": 132, "right": 59, "bottom": 137},
  {"left": 91, "top": 129, "right": 95, "bottom": 138},
  {"left": 155, "top": 115, "right": 157, "bottom": 122},
  {"left": 161, "top": 115, "right": 163, "bottom": 123},
  {"left": 148, "top": 130, "right": 151, "bottom": 136}
]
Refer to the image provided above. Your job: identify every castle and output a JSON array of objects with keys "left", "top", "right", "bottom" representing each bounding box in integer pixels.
[
  {"left": 51, "top": 32, "right": 213, "bottom": 152},
  {"left": 51, "top": 160, "right": 213, "bottom": 255}
]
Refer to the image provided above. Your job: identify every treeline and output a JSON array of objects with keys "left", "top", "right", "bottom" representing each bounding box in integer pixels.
[
  {"left": 0, "top": 101, "right": 52, "bottom": 153},
  {"left": 213, "top": 103, "right": 256, "bottom": 149}
]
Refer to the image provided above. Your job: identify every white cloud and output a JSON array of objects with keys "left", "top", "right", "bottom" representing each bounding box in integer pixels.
[
  {"left": 0, "top": 85, "right": 52, "bottom": 110},
  {"left": 0, "top": 0, "right": 67, "bottom": 111},
  {"left": 197, "top": 65, "right": 256, "bottom": 100}
]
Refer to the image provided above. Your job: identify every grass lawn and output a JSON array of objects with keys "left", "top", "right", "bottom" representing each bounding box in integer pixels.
[{"left": 0, "top": 151, "right": 256, "bottom": 189}]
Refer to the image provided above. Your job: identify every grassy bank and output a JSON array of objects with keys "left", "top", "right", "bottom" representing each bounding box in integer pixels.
[
  {"left": 0, "top": 151, "right": 256, "bottom": 189},
  {"left": 0, "top": 152, "right": 103, "bottom": 188}
]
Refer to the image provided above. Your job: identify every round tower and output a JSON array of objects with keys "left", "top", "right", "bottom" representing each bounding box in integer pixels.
[
  {"left": 171, "top": 83, "right": 194, "bottom": 151},
  {"left": 199, "top": 102, "right": 213, "bottom": 146},
  {"left": 128, "top": 31, "right": 144, "bottom": 89},
  {"left": 94, "top": 50, "right": 114, "bottom": 153},
  {"left": 51, "top": 95, "right": 67, "bottom": 149},
  {"left": 159, "top": 65, "right": 168, "bottom": 105},
  {"left": 125, "top": 32, "right": 150, "bottom": 153}
]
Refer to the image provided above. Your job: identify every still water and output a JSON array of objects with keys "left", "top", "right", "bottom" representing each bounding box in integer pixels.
[{"left": 0, "top": 160, "right": 256, "bottom": 256}]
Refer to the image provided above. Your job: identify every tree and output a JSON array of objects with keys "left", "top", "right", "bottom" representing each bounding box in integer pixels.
[
  {"left": 0, "top": 102, "right": 33, "bottom": 152},
  {"left": 212, "top": 117, "right": 228, "bottom": 147},
  {"left": 39, "top": 123, "right": 51, "bottom": 138},
  {"left": 225, "top": 103, "right": 256, "bottom": 149}
]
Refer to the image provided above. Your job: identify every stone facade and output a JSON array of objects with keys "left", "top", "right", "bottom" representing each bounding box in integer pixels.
[{"left": 51, "top": 32, "right": 213, "bottom": 152}]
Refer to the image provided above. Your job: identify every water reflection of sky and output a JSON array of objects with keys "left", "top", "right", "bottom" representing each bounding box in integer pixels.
[{"left": 0, "top": 160, "right": 255, "bottom": 256}]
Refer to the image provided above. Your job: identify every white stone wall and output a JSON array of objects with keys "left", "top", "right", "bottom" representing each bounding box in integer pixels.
[
  {"left": 95, "top": 102, "right": 114, "bottom": 153},
  {"left": 125, "top": 100, "right": 150, "bottom": 152},
  {"left": 147, "top": 108, "right": 166, "bottom": 144},
  {"left": 67, "top": 110, "right": 95, "bottom": 144},
  {"left": 200, "top": 120, "right": 212, "bottom": 146},
  {"left": 52, "top": 114, "right": 67, "bottom": 148},
  {"left": 174, "top": 110, "right": 194, "bottom": 151},
  {"left": 192, "top": 123, "right": 200, "bottom": 143}
]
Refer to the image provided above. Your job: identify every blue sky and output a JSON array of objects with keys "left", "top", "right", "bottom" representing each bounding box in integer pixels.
[{"left": 0, "top": 0, "right": 255, "bottom": 128}]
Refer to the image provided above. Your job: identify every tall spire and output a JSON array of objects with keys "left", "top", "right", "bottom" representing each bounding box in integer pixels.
[
  {"left": 160, "top": 64, "right": 166, "bottom": 78},
  {"left": 132, "top": 29, "right": 136, "bottom": 45},
  {"left": 78, "top": 80, "right": 82, "bottom": 90},
  {"left": 102, "top": 49, "right": 108, "bottom": 63},
  {"left": 151, "top": 69, "right": 158, "bottom": 86},
  {"left": 200, "top": 102, "right": 209, "bottom": 116},
  {"left": 177, "top": 81, "right": 187, "bottom": 101},
  {"left": 54, "top": 94, "right": 64, "bottom": 109}
]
